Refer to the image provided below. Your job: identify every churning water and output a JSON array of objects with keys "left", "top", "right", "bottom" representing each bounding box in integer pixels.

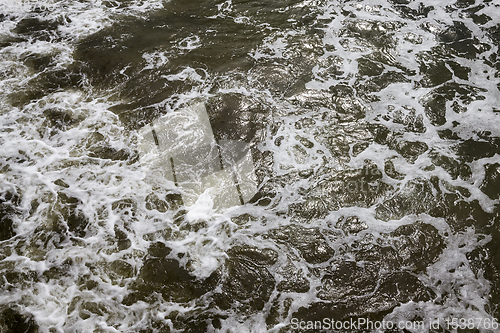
[{"left": 1, "top": 0, "right": 500, "bottom": 332}]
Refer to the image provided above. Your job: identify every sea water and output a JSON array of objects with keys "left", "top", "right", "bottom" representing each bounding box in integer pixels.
[{"left": 0, "top": 0, "right": 499, "bottom": 332}]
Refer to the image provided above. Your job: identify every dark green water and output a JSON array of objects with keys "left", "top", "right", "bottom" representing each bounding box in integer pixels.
[{"left": 0, "top": 0, "right": 500, "bottom": 331}]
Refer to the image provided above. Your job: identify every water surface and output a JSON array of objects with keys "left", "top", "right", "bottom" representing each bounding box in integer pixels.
[{"left": 0, "top": 0, "right": 500, "bottom": 331}]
